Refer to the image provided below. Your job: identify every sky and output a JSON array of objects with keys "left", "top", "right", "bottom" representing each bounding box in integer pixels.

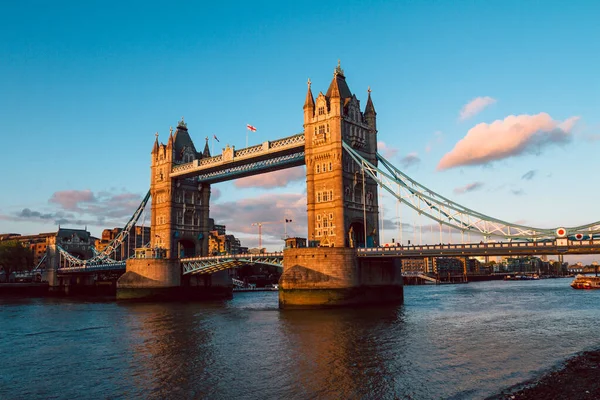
[{"left": 1, "top": 0, "right": 599, "bottom": 262}]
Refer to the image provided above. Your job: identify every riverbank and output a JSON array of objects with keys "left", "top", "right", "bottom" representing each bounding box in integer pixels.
[{"left": 490, "top": 350, "right": 600, "bottom": 399}]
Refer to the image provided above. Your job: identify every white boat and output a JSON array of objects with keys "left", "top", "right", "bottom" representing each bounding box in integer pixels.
[{"left": 570, "top": 275, "right": 600, "bottom": 290}]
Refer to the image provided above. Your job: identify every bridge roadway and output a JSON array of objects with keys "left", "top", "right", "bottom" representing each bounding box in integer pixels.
[
  {"left": 358, "top": 238, "right": 600, "bottom": 258},
  {"left": 56, "top": 238, "right": 600, "bottom": 274},
  {"left": 170, "top": 133, "right": 305, "bottom": 182}
]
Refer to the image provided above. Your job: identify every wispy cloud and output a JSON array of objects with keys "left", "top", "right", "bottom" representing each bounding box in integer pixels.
[
  {"left": 425, "top": 131, "right": 443, "bottom": 153},
  {"left": 234, "top": 166, "right": 305, "bottom": 189},
  {"left": 459, "top": 96, "right": 496, "bottom": 121},
  {"left": 521, "top": 170, "right": 537, "bottom": 180},
  {"left": 511, "top": 188, "right": 525, "bottom": 196},
  {"left": 437, "top": 113, "right": 579, "bottom": 171},
  {"left": 400, "top": 152, "right": 420, "bottom": 169},
  {"left": 453, "top": 182, "right": 484, "bottom": 195},
  {"left": 377, "top": 141, "right": 399, "bottom": 159}
]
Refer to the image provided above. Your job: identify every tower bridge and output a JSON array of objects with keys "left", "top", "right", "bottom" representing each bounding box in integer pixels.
[{"left": 45, "top": 63, "right": 600, "bottom": 307}]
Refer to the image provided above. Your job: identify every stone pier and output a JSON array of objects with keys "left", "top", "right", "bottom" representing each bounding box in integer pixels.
[
  {"left": 279, "top": 247, "right": 403, "bottom": 309},
  {"left": 117, "top": 254, "right": 232, "bottom": 301}
]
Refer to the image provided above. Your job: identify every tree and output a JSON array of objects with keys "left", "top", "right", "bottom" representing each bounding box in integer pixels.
[{"left": 0, "top": 241, "right": 33, "bottom": 276}]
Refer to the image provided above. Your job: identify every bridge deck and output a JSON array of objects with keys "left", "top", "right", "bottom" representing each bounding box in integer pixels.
[{"left": 170, "top": 133, "right": 305, "bottom": 182}]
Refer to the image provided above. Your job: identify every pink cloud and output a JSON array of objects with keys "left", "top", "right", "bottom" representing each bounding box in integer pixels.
[
  {"left": 49, "top": 190, "right": 96, "bottom": 211},
  {"left": 377, "top": 141, "right": 398, "bottom": 159},
  {"left": 438, "top": 113, "right": 579, "bottom": 171},
  {"left": 453, "top": 182, "right": 484, "bottom": 195},
  {"left": 234, "top": 166, "right": 305, "bottom": 189},
  {"left": 459, "top": 97, "right": 496, "bottom": 121}
]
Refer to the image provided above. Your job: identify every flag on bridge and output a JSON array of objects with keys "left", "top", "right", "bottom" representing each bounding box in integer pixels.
[
  {"left": 246, "top": 124, "right": 257, "bottom": 132},
  {"left": 213, "top": 134, "right": 220, "bottom": 142}
]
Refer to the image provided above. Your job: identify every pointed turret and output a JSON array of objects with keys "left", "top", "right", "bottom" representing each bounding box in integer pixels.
[
  {"left": 365, "top": 87, "right": 377, "bottom": 132},
  {"left": 167, "top": 126, "right": 174, "bottom": 149},
  {"left": 304, "top": 78, "right": 315, "bottom": 120},
  {"left": 203, "top": 137, "right": 211, "bottom": 158},
  {"left": 304, "top": 79, "right": 315, "bottom": 110},
  {"left": 365, "top": 87, "right": 376, "bottom": 116},
  {"left": 152, "top": 132, "right": 159, "bottom": 154}
]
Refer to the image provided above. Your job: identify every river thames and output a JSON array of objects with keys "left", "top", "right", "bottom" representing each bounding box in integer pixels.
[{"left": 1, "top": 278, "right": 599, "bottom": 399}]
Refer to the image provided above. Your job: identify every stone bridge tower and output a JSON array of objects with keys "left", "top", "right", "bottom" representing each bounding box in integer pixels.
[
  {"left": 150, "top": 118, "right": 212, "bottom": 259},
  {"left": 304, "top": 63, "right": 380, "bottom": 248}
]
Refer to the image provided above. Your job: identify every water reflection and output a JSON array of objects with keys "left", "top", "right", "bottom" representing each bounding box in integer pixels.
[
  {"left": 2, "top": 280, "right": 600, "bottom": 399},
  {"left": 277, "top": 306, "right": 411, "bottom": 399},
  {"left": 117, "top": 302, "right": 221, "bottom": 399}
]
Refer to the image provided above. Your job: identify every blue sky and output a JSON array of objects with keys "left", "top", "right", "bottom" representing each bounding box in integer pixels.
[{"left": 1, "top": 1, "right": 599, "bottom": 261}]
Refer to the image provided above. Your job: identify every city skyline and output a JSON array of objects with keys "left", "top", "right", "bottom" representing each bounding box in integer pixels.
[{"left": 1, "top": 1, "right": 599, "bottom": 261}]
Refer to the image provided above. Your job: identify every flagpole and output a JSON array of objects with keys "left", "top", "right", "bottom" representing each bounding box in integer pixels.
[
  {"left": 211, "top": 134, "right": 214, "bottom": 156},
  {"left": 246, "top": 130, "right": 248, "bottom": 148}
]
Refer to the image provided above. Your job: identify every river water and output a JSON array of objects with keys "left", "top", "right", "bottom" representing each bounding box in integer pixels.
[{"left": 1, "top": 278, "right": 599, "bottom": 399}]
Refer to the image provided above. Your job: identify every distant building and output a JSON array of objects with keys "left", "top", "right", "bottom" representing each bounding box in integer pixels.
[
  {"left": 95, "top": 226, "right": 151, "bottom": 261},
  {"left": 285, "top": 237, "right": 307, "bottom": 248},
  {"left": 0, "top": 228, "right": 94, "bottom": 267},
  {"left": 208, "top": 228, "right": 246, "bottom": 255}
]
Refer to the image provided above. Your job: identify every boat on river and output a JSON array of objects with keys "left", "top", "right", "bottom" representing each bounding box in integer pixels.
[{"left": 570, "top": 275, "right": 600, "bottom": 290}]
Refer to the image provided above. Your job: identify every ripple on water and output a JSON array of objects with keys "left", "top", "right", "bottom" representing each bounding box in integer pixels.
[{"left": 1, "top": 279, "right": 599, "bottom": 399}]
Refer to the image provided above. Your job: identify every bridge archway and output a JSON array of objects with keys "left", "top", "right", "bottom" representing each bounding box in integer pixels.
[
  {"left": 347, "top": 221, "right": 365, "bottom": 248},
  {"left": 177, "top": 239, "right": 196, "bottom": 258}
]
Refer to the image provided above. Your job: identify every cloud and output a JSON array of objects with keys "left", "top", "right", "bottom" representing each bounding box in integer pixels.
[
  {"left": 511, "top": 188, "right": 525, "bottom": 196},
  {"left": 453, "top": 182, "right": 484, "bottom": 195},
  {"left": 437, "top": 113, "right": 579, "bottom": 171},
  {"left": 234, "top": 166, "right": 305, "bottom": 189},
  {"left": 400, "top": 152, "right": 420, "bottom": 169},
  {"left": 521, "top": 170, "right": 536, "bottom": 180},
  {"left": 459, "top": 97, "right": 496, "bottom": 121},
  {"left": 425, "top": 131, "right": 443, "bottom": 153},
  {"left": 49, "top": 190, "right": 96, "bottom": 211},
  {"left": 377, "top": 141, "right": 399, "bottom": 159},
  {"left": 19, "top": 208, "right": 55, "bottom": 220},
  {"left": 3, "top": 189, "right": 145, "bottom": 228},
  {"left": 584, "top": 134, "right": 600, "bottom": 142}
]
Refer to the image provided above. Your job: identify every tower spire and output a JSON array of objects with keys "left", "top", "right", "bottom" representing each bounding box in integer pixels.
[
  {"left": 304, "top": 78, "right": 315, "bottom": 111},
  {"left": 326, "top": 61, "right": 351, "bottom": 99},
  {"left": 152, "top": 132, "right": 159, "bottom": 154},
  {"left": 203, "top": 136, "right": 211, "bottom": 157},
  {"left": 365, "top": 86, "right": 376, "bottom": 116}
]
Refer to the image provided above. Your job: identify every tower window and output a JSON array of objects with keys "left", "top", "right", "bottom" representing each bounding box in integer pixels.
[
  {"left": 318, "top": 125, "right": 325, "bottom": 135},
  {"left": 316, "top": 164, "right": 320, "bottom": 173},
  {"left": 329, "top": 162, "right": 332, "bottom": 171},
  {"left": 318, "top": 106, "right": 325, "bottom": 115}
]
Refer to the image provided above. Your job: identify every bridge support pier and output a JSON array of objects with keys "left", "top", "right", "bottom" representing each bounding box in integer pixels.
[
  {"left": 279, "top": 247, "right": 403, "bottom": 309},
  {"left": 117, "top": 258, "right": 232, "bottom": 301}
]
